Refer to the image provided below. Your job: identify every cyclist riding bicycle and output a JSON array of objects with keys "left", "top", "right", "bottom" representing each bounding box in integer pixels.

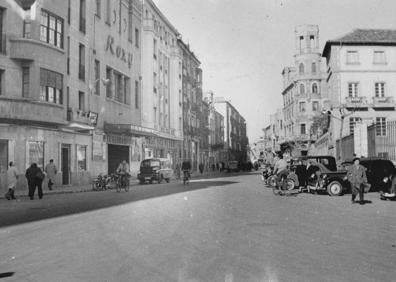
[
  {"left": 181, "top": 160, "right": 191, "bottom": 181},
  {"left": 116, "top": 160, "right": 130, "bottom": 187},
  {"left": 273, "top": 154, "right": 289, "bottom": 186}
]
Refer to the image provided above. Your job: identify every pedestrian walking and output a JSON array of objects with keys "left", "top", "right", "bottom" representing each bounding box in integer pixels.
[
  {"left": 44, "top": 159, "right": 57, "bottom": 190},
  {"left": 25, "top": 163, "right": 44, "bottom": 200},
  {"left": 295, "top": 158, "right": 308, "bottom": 191},
  {"left": 5, "top": 161, "right": 19, "bottom": 200},
  {"left": 346, "top": 157, "right": 368, "bottom": 205}
]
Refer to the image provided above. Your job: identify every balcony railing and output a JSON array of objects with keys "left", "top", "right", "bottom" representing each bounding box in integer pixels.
[
  {"left": 67, "top": 108, "right": 90, "bottom": 124},
  {"left": 345, "top": 96, "right": 368, "bottom": 107},
  {"left": 0, "top": 33, "right": 6, "bottom": 54},
  {"left": 373, "top": 96, "right": 395, "bottom": 107}
]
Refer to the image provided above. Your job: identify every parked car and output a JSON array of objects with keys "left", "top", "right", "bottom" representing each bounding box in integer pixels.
[
  {"left": 342, "top": 158, "right": 395, "bottom": 192},
  {"left": 137, "top": 158, "right": 173, "bottom": 184},
  {"left": 226, "top": 161, "right": 239, "bottom": 172},
  {"left": 291, "top": 155, "right": 337, "bottom": 172}
]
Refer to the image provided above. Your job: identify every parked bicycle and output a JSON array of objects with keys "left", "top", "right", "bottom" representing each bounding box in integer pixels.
[
  {"left": 183, "top": 170, "right": 190, "bottom": 185},
  {"left": 92, "top": 174, "right": 111, "bottom": 191}
]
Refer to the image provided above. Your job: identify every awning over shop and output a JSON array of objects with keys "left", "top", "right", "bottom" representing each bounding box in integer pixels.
[
  {"left": 104, "top": 123, "right": 156, "bottom": 137},
  {"left": 62, "top": 122, "right": 95, "bottom": 132}
]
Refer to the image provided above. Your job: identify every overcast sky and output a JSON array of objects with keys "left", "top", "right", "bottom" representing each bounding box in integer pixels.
[{"left": 153, "top": 0, "right": 396, "bottom": 142}]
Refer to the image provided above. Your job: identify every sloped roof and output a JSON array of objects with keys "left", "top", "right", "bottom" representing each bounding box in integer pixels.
[{"left": 322, "top": 29, "right": 396, "bottom": 57}]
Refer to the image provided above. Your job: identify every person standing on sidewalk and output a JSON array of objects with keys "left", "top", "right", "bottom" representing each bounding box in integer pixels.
[
  {"left": 6, "top": 161, "right": 19, "bottom": 200},
  {"left": 44, "top": 159, "right": 57, "bottom": 191},
  {"left": 346, "top": 157, "right": 368, "bottom": 205},
  {"left": 25, "top": 163, "right": 44, "bottom": 200}
]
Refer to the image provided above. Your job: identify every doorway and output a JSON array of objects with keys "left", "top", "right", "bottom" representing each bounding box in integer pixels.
[
  {"left": 108, "top": 144, "right": 129, "bottom": 174},
  {"left": 61, "top": 144, "right": 71, "bottom": 185}
]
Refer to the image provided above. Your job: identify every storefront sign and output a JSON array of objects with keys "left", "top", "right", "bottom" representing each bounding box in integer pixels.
[
  {"left": 105, "top": 35, "right": 133, "bottom": 68},
  {"left": 92, "top": 132, "right": 105, "bottom": 161}
]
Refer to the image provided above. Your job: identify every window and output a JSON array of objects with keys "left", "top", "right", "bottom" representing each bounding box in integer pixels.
[
  {"left": 105, "top": 0, "right": 110, "bottom": 24},
  {"left": 28, "top": 141, "right": 44, "bottom": 169},
  {"left": 0, "top": 8, "right": 4, "bottom": 54},
  {"left": 67, "top": 36, "right": 70, "bottom": 74},
  {"left": 40, "top": 10, "right": 63, "bottom": 48},
  {"left": 106, "top": 67, "right": 112, "bottom": 98},
  {"left": 135, "top": 28, "right": 139, "bottom": 48},
  {"left": 0, "top": 140, "right": 8, "bottom": 173},
  {"left": 153, "top": 72, "right": 157, "bottom": 93},
  {"left": 79, "top": 0, "right": 86, "bottom": 33},
  {"left": 135, "top": 80, "right": 139, "bottom": 109},
  {"left": 299, "top": 63, "right": 304, "bottom": 74},
  {"left": 95, "top": 0, "right": 101, "bottom": 18},
  {"left": 40, "top": 68, "right": 63, "bottom": 104},
  {"left": 346, "top": 50, "right": 359, "bottom": 64},
  {"left": 114, "top": 72, "right": 122, "bottom": 102},
  {"left": 23, "top": 20, "right": 31, "bottom": 38},
  {"left": 309, "top": 35, "right": 315, "bottom": 48},
  {"left": 299, "top": 36, "right": 304, "bottom": 50},
  {"left": 376, "top": 117, "right": 386, "bottom": 136},
  {"left": 375, "top": 82, "right": 385, "bottom": 97},
  {"left": 373, "top": 51, "right": 386, "bottom": 64},
  {"left": 312, "top": 82, "right": 318, "bottom": 94},
  {"left": 348, "top": 82, "right": 358, "bottom": 97},
  {"left": 153, "top": 107, "right": 157, "bottom": 123},
  {"left": 94, "top": 60, "right": 100, "bottom": 95},
  {"left": 0, "top": 69, "right": 3, "bottom": 96},
  {"left": 299, "top": 83, "right": 305, "bottom": 94},
  {"left": 67, "top": 0, "right": 71, "bottom": 24},
  {"left": 312, "top": 62, "right": 316, "bottom": 74},
  {"left": 300, "top": 124, "right": 306, "bottom": 134},
  {"left": 349, "top": 117, "right": 362, "bottom": 134},
  {"left": 22, "top": 67, "right": 29, "bottom": 97},
  {"left": 78, "top": 44, "right": 85, "bottom": 81},
  {"left": 128, "top": 7, "right": 133, "bottom": 42},
  {"left": 312, "top": 101, "right": 319, "bottom": 111},
  {"left": 66, "top": 86, "right": 70, "bottom": 108},
  {"left": 78, "top": 91, "right": 85, "bottom": 110},
  {"left": 76, "top": 145, "right": 87, "bottom": 171},
  {"left": 299, "top": 101, "right": 306, "bottom": 112},
  {"left": 153, "top": 39, "right": 157, "bottom": 59}
]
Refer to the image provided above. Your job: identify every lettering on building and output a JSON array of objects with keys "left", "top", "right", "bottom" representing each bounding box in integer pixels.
[{"left": 105, "top": 35, "right": 133, "bottom": 68}]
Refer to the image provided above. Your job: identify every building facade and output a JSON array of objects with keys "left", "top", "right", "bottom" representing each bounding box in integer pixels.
[
  {"left": 214, "top": 99, "right": 248, "bottom": 165},
  {"left": 200, "top": 98, "right": 210, "bottom": 170},
  {"left": 140, "top": 0, "right": 183, "bottom": 166},
  {"left": 322, "top": 29, "right": 396, "bottom": 159},
  {"left": 178, "top": 39, "right": 202, "bottom": 171},
  {"left": 0, "top": 0, "right": 145, "bottom": 192},
  {"left": 281, "top": 25, "right": 328, "bottom": 155}
]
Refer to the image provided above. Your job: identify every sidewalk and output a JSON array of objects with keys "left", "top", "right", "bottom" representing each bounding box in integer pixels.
[{"left": 3, "top": 170, "right": 228, "bottom": 200}]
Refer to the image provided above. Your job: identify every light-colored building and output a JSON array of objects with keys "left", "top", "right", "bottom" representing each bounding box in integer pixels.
[
  {"left": 0, "top": 0, "right": 144, "bottom": 192},
  {"left": 206, "top": 91, "right": 225, "bottom": 167},
  {"left": 322, "top": 29, "right": 396, "bottom": 158},
  {"left": 140, "top": 0, "right": 183, "bottom": 164},
  {"left": 281, "top": 25, "right": 328, "bottom": 155}
]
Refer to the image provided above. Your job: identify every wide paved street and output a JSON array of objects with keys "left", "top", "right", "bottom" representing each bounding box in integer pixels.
[{"left": 1, "top": 172, "right": 396, "bottom": 282}]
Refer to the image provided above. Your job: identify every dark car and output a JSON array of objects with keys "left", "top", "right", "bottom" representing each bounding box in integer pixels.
[
  {"left": 291, "top": 155, "right": 337, "bottom": 172},
  {"left": 305, "top": 161, "right": 349, "bottom": 196},
  {"left": 342, "top": 158, "right": 395, "bottom": 192},
  {"left": 137, "top": 158, "right": 173, "bottom": 184}
]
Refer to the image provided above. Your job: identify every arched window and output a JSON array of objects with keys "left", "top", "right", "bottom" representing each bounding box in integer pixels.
[
  {"left": 299, "top": 63, "right": 305, "bottom": 74},
  {"left": 312, "top": 83, "right": 318, "bottom": 94},
  {"left": 312, "top": 62, "right": 317, "bottom": 74},
  {"left": 300, "top": 83, "right": 305, "bottom": 94}
]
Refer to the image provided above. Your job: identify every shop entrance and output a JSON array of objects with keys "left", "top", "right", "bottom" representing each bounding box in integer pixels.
[
  {"left": 108, "top": 144, "right": 130, "bottom": 174},
  {"left": 61, "top": 144, "right": 71, "bottom": 185}
]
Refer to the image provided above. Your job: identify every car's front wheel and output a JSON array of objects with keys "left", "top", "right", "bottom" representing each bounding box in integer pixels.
[{"left": 327, "top": 180, "right": 343, "bottom": 196}]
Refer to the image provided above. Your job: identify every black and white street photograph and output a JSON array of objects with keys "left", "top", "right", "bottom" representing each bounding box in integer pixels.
[{"left": 1, "top": 0, "right": 396, "bottom": 281}]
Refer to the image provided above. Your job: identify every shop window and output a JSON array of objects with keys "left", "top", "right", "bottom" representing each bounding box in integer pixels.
[
  {"left": 76, "top": 145, "right": 87, "bottom": 171},
  {"left": 40, "top": 68, "right": 63, "bottom": 104},
  {"left": 28, "top": 141, "right": 44, "bottom": 169}
]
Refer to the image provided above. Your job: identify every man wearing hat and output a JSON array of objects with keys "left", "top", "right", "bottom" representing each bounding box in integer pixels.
[{"left": 346, "top": 157, "right": 368, "bottom": 204}]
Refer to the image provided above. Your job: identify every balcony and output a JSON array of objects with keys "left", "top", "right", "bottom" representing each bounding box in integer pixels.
[
  {"left": 0, "top": 97, "right": 66, "bottom": 125},
  {"left": 9, "top": 37, "right": 64, "bottom": 60},
  {"left": 67, "top": 108, "right": 90, "bottom": 124},
  {"left": 344, "top": 96, "right": 368, "bottom": 108},
  {"left": 372, "top": 96, "right": 395, "bottom": 108}
]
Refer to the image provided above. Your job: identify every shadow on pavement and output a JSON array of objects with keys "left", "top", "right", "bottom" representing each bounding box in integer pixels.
[
  {"left": 0, "top": 179, "right": 239, "bottom": 228},
  {"left": 0, "top": 272, "right": 15, "bottom": 279}
]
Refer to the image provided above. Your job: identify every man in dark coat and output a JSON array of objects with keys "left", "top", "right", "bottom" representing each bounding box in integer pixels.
[
  {"left": 295, "top": 158, "right": 308, "bottom": 190},
  {"left": 26, "top": 163, "right": 44, "bottom": 200},
  {"left": 346, "top": 157, "right": 368, "bottom": 204}
]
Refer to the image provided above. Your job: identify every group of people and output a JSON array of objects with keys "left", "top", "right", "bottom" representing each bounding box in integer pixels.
[{"left": 5, "top": 160, "right": 57, "bottom": 200}]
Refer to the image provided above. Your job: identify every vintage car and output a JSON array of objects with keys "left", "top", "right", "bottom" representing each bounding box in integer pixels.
[
  {"left": 291, "top": 155, "right": 337, "bottom": 171},
  {"left": 137, "top": 158, "right": 173, "bottom": 184}
]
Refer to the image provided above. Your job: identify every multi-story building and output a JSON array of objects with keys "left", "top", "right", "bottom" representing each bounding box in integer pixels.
[
  {"left": 322, "top": 29, "right": 396, "bottom": 158},
  {"left": 200, "top": 98, "right": 210, "bottom": 170},
  {"left": 0, "top": 0, "right": 144, "bottom": 191},
  {"left": 140, "top": 0, "right": 183, "bottom": 165},
  {"left": 206, "top": 91, "right": 225, "bottom": 167},
  {"left": 214, "top": 99, "right": 248, "bottom": 165},
  {"left": 178, "top": 39, "right": 202, "bottom": 171},
  {"left": 281, "top": 25, "right": 328, "bottom": 155}
]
